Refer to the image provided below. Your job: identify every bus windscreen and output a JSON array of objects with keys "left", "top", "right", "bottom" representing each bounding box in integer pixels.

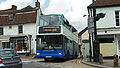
[{"left": 37, "top": 35, "right": 63, "bottom": 49}]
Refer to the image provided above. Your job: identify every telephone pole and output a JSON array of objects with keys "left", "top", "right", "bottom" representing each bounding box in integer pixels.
[{"left": 92, "top": 0, "right": 100, "bottom": 62}]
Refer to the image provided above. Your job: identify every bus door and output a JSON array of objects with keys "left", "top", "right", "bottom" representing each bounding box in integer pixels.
[{"left": 63, "top": 36, "right": 68, "bottom": 57}]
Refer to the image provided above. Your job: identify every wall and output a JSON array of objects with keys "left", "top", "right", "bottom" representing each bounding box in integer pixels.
[
  {"left": 23, "top": 23, "right": 36, "bottom": 53},
  {"left": 96, "top": 6, "right": 120, "bottom": 28},
  {"left": 82, "top": 30, "right": 89, "bottom": 40},
  {"left": 82, "top": 43, "right": 90, "bottom": 61},
  {"left": 4, "top": 25, "right": 18, "bottom": 35}
]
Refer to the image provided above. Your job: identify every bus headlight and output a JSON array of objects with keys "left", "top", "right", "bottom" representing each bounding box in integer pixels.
[
  {"left": 57, "top": 53, "right": 63, "bottom": 55},
  {"left": 36, "top": 53, "right": 40, "bottom": 55}
]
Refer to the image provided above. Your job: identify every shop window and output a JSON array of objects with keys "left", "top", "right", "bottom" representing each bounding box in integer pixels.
[
  {"left": 18, "top": 25, "right": 23, "bottom": 34},
  {"left": 0, "top": 27, "right": 3, "bottom": 35}
]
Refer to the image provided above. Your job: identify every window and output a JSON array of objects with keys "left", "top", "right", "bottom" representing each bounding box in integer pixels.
[
  {"left": 9, "top": 26, "right": 12, "bottom": 29},
  {"left": 118, "top": 40, "right": 120, "bottom": 50},
  {"left": 115, "top": 11, "right": 119, "bottom": 26},
  {"left": 0, "top": 27, "right": 3, "bottom": 35},
  {"left": 40, "top": 15, "right": 61, "bottom": 26},
  {"left": 0, "top": 50, "right": 18, "bottom": 57},
  {"left": 8, "top": 14, "right": 15, "bottom": 21},
  {"left": 37, "top": 35, "right": 63, "bottom": 49},
  {"left": 18, "top": 25, "right": 23, "bottom": 34}
]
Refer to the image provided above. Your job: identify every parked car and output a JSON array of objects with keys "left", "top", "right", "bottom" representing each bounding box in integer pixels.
[{"left": 0, "top": 48, "right": 22, "bottom": 68}]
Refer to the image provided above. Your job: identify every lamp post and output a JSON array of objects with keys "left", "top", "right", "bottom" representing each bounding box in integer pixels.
[{"left": 92, "top": 0, "right": 100, "bottom": 62}]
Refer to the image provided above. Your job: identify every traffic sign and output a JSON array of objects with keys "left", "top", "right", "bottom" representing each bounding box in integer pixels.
[{"left": 88, "top": 17, "right": 94, "bottom": 33}]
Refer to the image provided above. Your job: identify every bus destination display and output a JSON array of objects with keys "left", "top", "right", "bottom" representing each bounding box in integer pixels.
[{"left": 39, "top": 26, "right": 61, "bottom": 33}]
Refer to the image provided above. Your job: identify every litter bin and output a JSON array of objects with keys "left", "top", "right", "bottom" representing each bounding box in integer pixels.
[
  {"left": 113, "top": 54, "right": 118, "bottom": 66},
  {"left": 99, "top": 53, "right": 103, "bottom": 64}
]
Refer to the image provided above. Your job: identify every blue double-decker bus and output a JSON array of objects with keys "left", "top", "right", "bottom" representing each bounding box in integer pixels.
[{"left": 35, "top": 14, "right": 79, "bottom": 61}]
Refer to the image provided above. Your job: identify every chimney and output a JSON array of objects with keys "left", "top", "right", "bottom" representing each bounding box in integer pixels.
[
  {"left": 12, "top": 5, "right": 17, "bottom": 10},
  {"left": 35, "top": 0, "right": 40, "bottom": 8}
]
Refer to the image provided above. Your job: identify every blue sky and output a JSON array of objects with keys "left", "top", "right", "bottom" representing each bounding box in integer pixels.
[
  {"left": 0, "top": 0, "right": 6, "bottom": 2},
  {"left": 0, "top": 0, "right": 92, "bottom": 31}
]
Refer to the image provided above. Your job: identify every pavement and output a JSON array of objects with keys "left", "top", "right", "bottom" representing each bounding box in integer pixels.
[{"left": 81, "top": 59, "right": 120, "bottom": 68}]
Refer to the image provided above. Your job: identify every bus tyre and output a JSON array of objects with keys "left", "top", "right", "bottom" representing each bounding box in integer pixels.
[{"left": 67, "top": 51, "right": 70, "bottom": 59}]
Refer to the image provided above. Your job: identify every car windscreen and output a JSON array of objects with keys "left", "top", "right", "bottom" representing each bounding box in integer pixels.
[{"left": 0, "top": 50, "right": 18, "bottom": 57}]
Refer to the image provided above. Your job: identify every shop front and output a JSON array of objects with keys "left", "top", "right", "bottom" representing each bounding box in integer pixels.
[{"left": 1, "top": 35, "right": 31, "bottom": 54}]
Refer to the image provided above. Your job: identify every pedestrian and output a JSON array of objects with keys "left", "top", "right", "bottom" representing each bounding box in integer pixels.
[
  {"left": 10, "top": 42, "right": 14, "bottom": 49},
  {"left": 25, "top": 42, "right": 29, "bottom": 56}
]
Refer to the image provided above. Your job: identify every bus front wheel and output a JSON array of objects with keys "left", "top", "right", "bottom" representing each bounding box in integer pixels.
[
  {"left": 44, "top": 58, "right": 50, "bottom": 61},
  {"left": 67, "top": 51, "right": 70, "bottom": 59},
  {"left": 75, "top": 52, "right": 78, "bottom": 59}
]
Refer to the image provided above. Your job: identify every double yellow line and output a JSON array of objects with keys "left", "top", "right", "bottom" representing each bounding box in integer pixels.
[{"left": 76, "top": 60, "right": 95, "bottom": 68}]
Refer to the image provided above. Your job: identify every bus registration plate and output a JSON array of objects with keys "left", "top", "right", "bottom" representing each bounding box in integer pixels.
[{"left": 45, "top": 56, "right": 52, "bottom": 58}]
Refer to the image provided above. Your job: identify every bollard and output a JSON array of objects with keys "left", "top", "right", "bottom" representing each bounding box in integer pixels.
[
  {"left": 99, "top": 53, "right": 103, "bottom": 64},
  {"left": 113, "top": 54, "right": 119, "bottom": 66}
]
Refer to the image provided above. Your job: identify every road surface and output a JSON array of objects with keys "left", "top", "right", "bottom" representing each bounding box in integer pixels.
[{"left": 23, "top": 59, "right": 95, "bottom": 68}]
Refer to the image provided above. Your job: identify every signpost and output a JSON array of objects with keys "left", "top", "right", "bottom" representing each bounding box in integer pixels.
[{"left": 88, "top": 17, "right": 94, "bottom": 33}]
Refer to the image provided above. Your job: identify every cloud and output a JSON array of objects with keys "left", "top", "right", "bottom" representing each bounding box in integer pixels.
[
  {"left": 38, "top": 0, "right": 45, "bottom": 6},
  {"left": 42, "top": 0, "right": 92, "bottom": 31},
  {"left": 0, "top": 0, "right": 33, "bottom": 10},
  {"left": 0, "top": 0, "right": 92, "bottom": 31}
]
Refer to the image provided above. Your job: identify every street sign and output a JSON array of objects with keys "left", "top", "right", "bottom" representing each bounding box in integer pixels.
[{"left": 88, "top": 17, "right": 94, "bottom": 33}]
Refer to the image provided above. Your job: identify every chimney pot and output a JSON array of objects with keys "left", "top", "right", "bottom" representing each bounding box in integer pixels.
[
  {"left": 35, "top": 1, "right": 40, "bottom": 8},
  {"left": 12, "top": 5, "right": 17, "bottom": 10}
]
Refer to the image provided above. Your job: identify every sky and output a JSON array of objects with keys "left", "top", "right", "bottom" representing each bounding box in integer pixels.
[{"left": 0, "top": 0, "right": 92, "bottom": 32}]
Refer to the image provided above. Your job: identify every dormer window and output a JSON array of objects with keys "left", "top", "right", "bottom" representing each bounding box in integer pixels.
[{"left": 8, "top": 14, "right": 15, "bottom": 21}]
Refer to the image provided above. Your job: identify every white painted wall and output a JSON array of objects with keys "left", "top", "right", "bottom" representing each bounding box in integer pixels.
[
  {"left": 4, "top": 25, "right": 18, "bottom": 35},
  {"left": 96, "top": 6, "right": 120, "bottom": 28},
  {"left": 23, "top": 23, "right": 36, "bottom": 53}
]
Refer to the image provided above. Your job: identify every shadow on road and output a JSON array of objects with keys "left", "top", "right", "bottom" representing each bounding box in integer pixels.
[{"left": 39, "top": 59, "right": 71, "bottom": 63}]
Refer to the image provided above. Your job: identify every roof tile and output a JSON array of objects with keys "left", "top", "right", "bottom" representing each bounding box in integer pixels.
[
  {"left": 0, "top": 6, "right": 37, "bottom": 26},
  {"left": 96, "top": 0, "right": 120, "bottom": 7}
]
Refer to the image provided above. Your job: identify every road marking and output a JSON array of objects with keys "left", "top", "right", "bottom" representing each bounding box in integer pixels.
[{"left": 76, "top": 60, "right": 95, "bottom": 68}]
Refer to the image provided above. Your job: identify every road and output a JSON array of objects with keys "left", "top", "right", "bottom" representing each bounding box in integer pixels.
[
  {"left": 23, "top": 59, "right": 95, "bottom": 68},
  {"left": 23, "top": 62, "right": 57, "bottom": 68}
]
